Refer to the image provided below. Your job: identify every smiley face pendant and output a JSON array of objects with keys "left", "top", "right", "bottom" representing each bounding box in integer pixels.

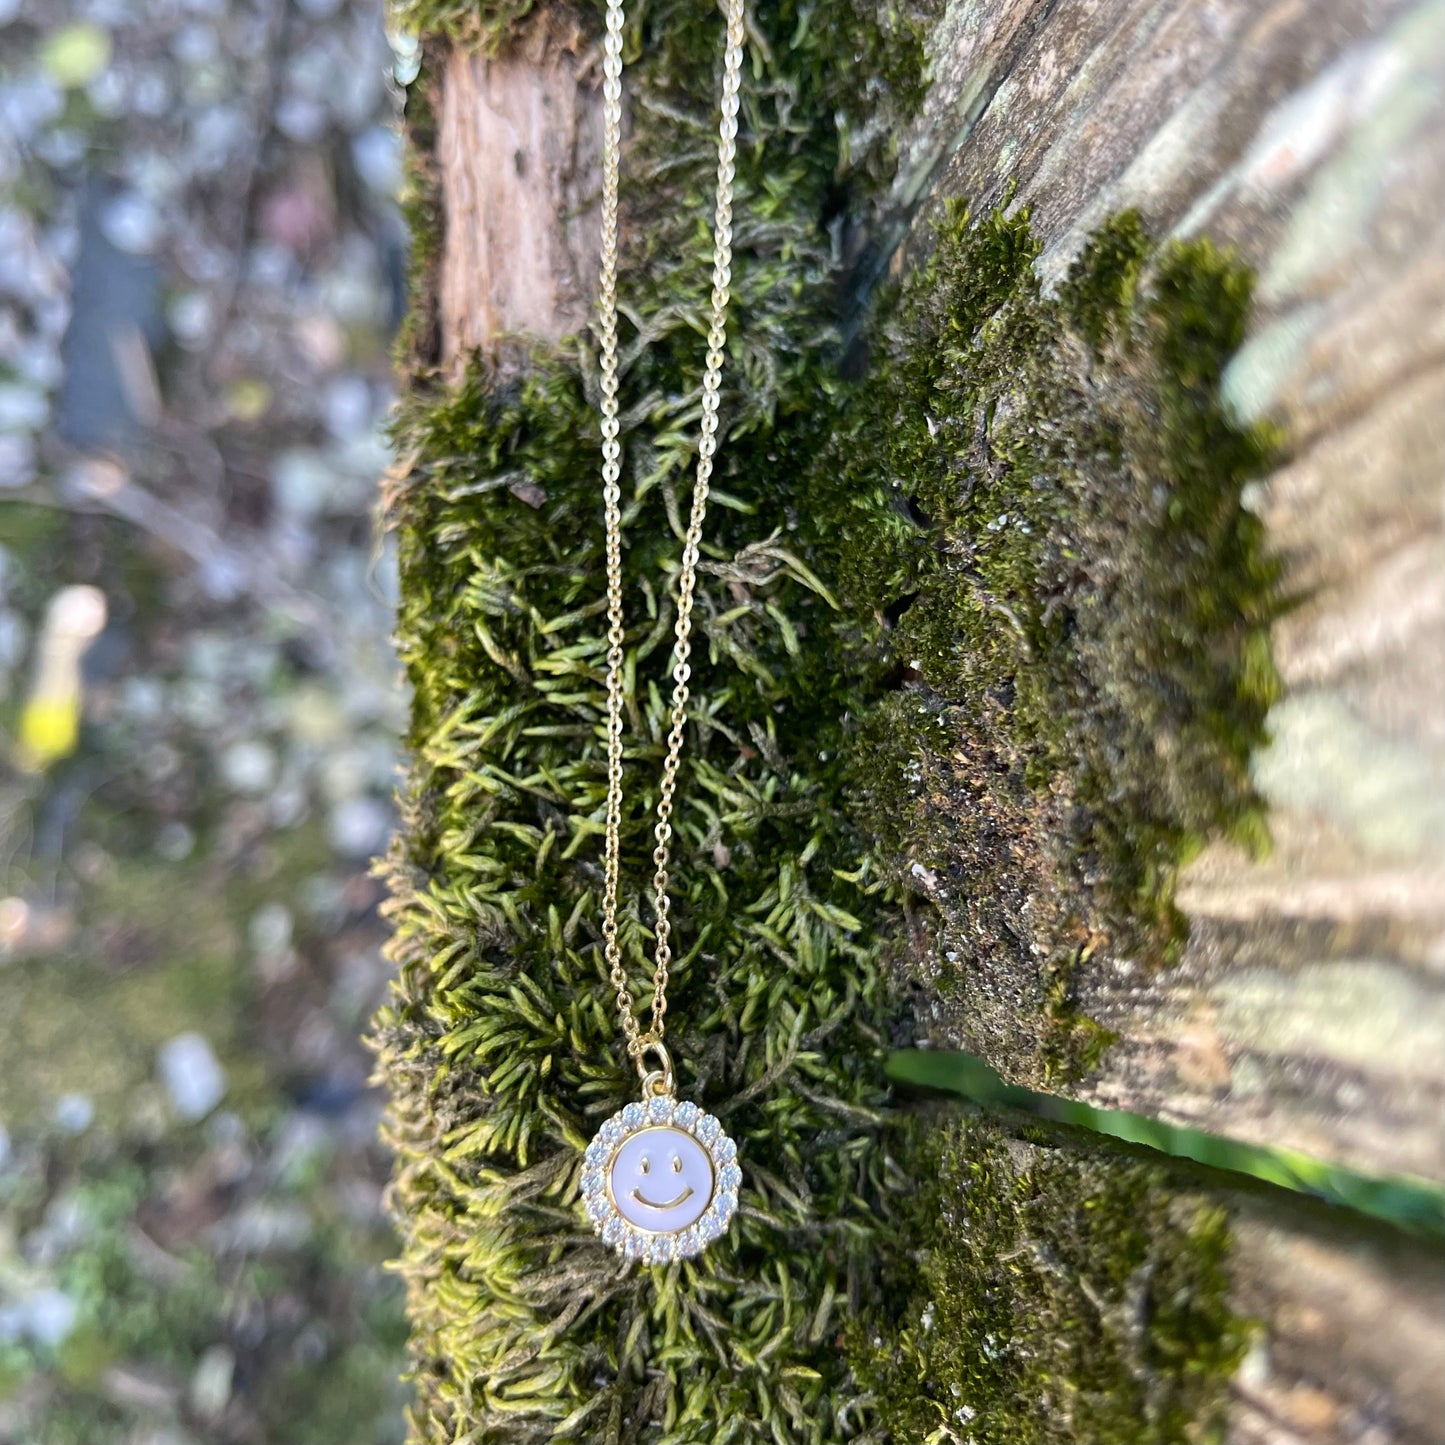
[{"left": 581, "top": 1096, "right": 740, "bottom": 1264}]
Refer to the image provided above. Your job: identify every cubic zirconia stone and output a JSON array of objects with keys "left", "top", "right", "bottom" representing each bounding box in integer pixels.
[
  {"left": 621, "top": 1102, "right": 645, "bottom": 1130},
  {"left": 647, "top": 1096, "right": 673, "bottom": 1123},
  {"left": 599, "top": 1117, "right": 624, "bottom": 1145},
  {"left": 713, "top": 1135, "right": 737, "bottom": 1164},
  {"left": 674, "top": 1101, "right": 700, "bottom": 1130},
  {"left": 677, "top": 1227, "right": 703, "bottom": 1258},
  {"left": 602, "top": 1216, "right": 626, "bottom": 1247},
  {"left": 696, "top": 1114, "right": 720, "bottom": 1145},
  {"left": 586, "top": 1193, "right": 609, "bottom": 1222},
  {"left": 698, "top": 1209, "right": 724, "bottom": 1242},
  {"left": 714, "top": 1190, "right": 737, "bottom": 1217},
  {"left": 623, "top": 1230, "right": 647, "bottom": 1260},
  {"left": 718, "top": 1162, "right": 742, "bottom": 1193},
  {"left": 584, "top": 1139, "right": 607, "bottom": 1166}
]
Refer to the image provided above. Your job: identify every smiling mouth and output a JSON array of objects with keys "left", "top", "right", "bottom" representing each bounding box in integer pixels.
[{"left": 630, "top": 1185, "right": 695, "bottom": 1211}]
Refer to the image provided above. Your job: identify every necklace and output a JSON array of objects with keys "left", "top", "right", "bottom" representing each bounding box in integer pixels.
[{"left": 580, "top": 0, "right": 746, "bottom": 1266}]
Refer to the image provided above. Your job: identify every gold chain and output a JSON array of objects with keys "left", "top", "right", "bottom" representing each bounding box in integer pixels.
[{"left": 596, "top": 0, "right": 745, "bottom": 1078}]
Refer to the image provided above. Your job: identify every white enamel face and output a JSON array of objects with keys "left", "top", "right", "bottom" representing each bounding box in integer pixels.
[
  {"left": 583, "top": 1097, "right": 740, "bottom": 1262},
  {"left": 608, "top": 1125, "right": 713, "bottom": 1233}
]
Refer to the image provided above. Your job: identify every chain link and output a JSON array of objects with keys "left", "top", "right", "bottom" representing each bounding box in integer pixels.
[{"left": 596, "top": 0, "right": 746, "bottom": 1078}]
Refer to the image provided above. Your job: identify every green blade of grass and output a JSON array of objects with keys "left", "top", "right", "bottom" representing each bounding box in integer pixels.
[{"left": 888, "top": 1049, "right": 1445, "bottom": 1242}]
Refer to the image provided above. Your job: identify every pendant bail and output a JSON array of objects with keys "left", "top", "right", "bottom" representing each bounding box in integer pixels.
[{"left": 636, "top": 1038, "right": 674, "bottom": 1098}]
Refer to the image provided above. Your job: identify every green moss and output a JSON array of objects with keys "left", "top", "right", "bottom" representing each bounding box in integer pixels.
[
  {"left": 374, "top": 0, "right": 1276, "bottom": 1436},
  {"left": 391, "top": 48, "right": 443, "bottom": 374},
  {"left": 373, "top": 198, "right": 1275, "bottom": 1439},
  {"left": 371, "top": 4, "right": 937, "bottom": 1440},
  {"left": 848, "top": 1116, "right": 1248, "bottom": 1445},
  {"left": 388, "top": 0, "right": 934, "bottom": 175},
  {"left": 836, "top": 203, "right": 1283, "bottom": 1084},
  {"left": 387, "top": 0, "right": 936, "bottom": 377},
  {"left": 375, "top": 355, "right": 901, "bottom": 1442}
]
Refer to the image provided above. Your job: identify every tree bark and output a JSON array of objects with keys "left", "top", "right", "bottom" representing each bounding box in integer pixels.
[
  {"left": 885, "top": 0, "right": 1445, "bottom": 1187},
  {"left": 873, "top": 2, "right": 1445, "bottom": 1434}
]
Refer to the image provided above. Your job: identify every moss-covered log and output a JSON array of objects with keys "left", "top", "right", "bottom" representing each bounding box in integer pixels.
[
  {"left": 371, "top": 0, "right": 1445, "bottom": 1441},
  {"left": 883, "top": 0, "right": 1445, "bottom": 1188}
]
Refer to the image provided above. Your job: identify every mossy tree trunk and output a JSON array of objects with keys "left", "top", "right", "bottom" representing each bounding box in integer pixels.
[
  {"left": 887, "top": 0, "right": 1445, "bottom": 1190},
  {"left": 373, "top": 1, "right": 1444, "bottom": 1441},
  {"left": 869, "top": 2, "right": 1445, "bottom": 1437}
]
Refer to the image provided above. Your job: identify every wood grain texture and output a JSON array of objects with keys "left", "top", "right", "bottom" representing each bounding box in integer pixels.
[
  {"left": 1228, "top": 1202, "right": 1445, "bottom": 1444},
  {"left": 894, "top": 0, "right": 1445, "bottom": 1186},
  {"left": 435, "top": 18, "right": 602, "bottom": 365}
]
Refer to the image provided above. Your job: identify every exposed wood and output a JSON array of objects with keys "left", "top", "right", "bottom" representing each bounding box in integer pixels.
[
  {"left": 435, "top": 16, "right": 602, "bottom": 365},
  {"left": 893, "top": 0, "right": 1445, "bottom": 1185},
  {"left": 1228, "top": 1201, "right": 1445, "bottom": 1444}
]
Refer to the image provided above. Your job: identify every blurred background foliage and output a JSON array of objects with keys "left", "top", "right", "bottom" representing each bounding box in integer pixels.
[{"left": 0, "top": 0, "right": 414, "bottom": 1438}]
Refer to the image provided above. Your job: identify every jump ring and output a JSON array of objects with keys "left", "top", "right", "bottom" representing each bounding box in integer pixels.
[{"left": 635, "top": 1038, "right": 674, "bottom": 1095}]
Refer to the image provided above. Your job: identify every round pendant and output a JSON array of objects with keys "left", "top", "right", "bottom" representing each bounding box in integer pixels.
[{"left": 581, "top": 1095, "right": 740, "bottom": 1264}]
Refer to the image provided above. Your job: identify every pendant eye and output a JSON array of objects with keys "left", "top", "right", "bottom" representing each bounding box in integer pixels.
[
  {"left": 671, "top": 1155, "right": 683, "bottom": 1173},
  {"left": 639, "top": 1157, "right": 650, "bottom": 1175}
]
